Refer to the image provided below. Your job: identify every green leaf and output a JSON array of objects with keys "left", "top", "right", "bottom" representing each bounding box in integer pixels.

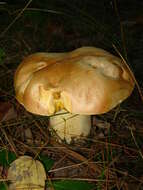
[
  {"left": 0, "top": 182, "right": 8, "bottom": 190},
  {"left": 0, "top": 149, "right": 16, "bottom": 167},
  {"left": 47, "top": 180, "right": 95, "bottom": 190},
  {"left": 39, "top": 154, "right": 54, "bottom": 172}
]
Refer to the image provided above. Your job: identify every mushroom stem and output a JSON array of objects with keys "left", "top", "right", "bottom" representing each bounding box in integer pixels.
[{"left": 49, "top": 110, "right": 91, "bottom": 143}]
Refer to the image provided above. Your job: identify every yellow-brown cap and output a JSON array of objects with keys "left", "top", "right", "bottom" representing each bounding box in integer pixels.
[{"left": 14, "top": 47, "right": 135, "bottom": 116}]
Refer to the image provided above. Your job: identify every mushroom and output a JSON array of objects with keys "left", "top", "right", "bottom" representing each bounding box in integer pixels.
[
  {"left": 8, "top": 155, "right": 46, "bottom": 190},
  {"left": 14, "top": 47, "right": 134, "bottom": 143}
]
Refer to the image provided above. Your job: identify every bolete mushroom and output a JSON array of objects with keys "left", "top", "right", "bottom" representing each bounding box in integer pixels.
[{"left": 14, "top": 47, "right": 134, "bottom": 143}]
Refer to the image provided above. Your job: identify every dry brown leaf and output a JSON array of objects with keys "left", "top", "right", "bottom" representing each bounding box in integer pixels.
[
  {"left": 0, "top": 102, "right": 17, "bottom": 121},
  {"left": 24, "top": 128, "right": 34, "bottom": 145}
]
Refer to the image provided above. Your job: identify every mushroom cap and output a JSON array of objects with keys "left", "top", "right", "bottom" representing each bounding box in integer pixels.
[
  {"left": 14, "top": 47, "right": 134, "bottom": 116},
  {"left": 8, "top": 155, "right": 46, "bottom": 190}
]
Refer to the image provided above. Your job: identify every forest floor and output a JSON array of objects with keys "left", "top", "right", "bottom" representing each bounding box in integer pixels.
[{"left": 0, "top": 1, "right": 143, "bottom": 190}]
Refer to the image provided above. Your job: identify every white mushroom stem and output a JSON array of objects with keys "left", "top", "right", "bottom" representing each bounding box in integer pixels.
[{"left": 49, "top": 110, "right": 91, "bottom": 144}]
